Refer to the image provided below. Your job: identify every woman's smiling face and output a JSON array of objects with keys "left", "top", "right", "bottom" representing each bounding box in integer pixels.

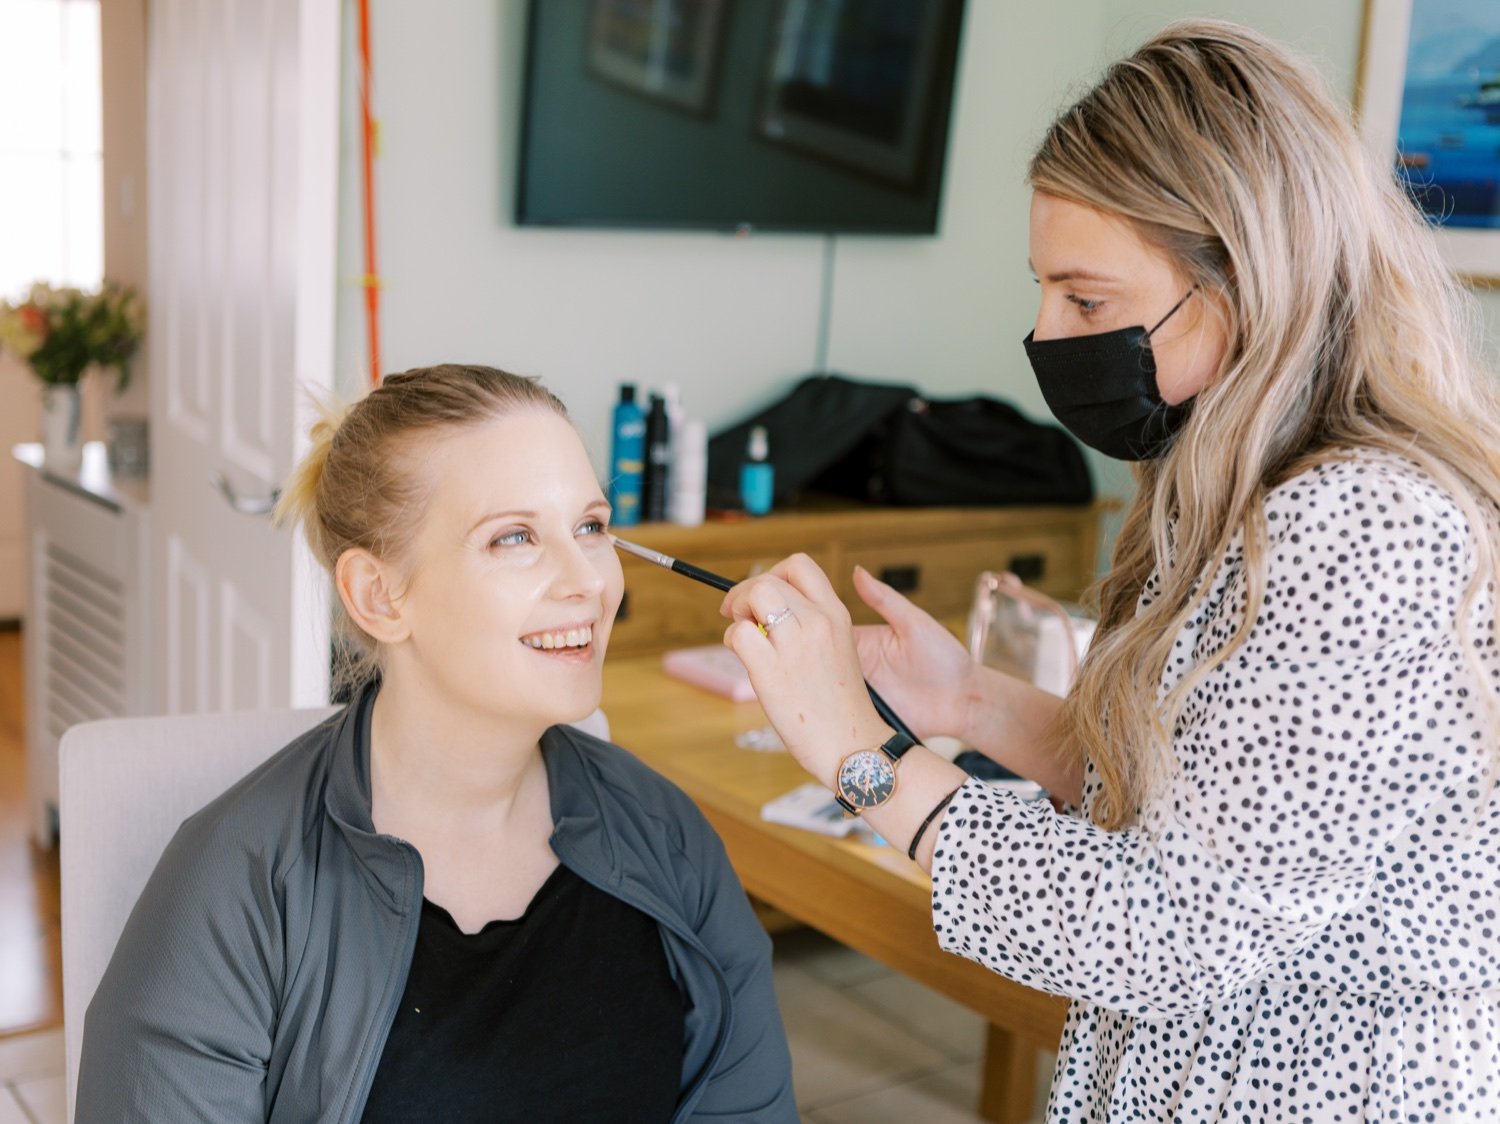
[{"left": 383, "top": 408, "right": 624, "bottom": 729}]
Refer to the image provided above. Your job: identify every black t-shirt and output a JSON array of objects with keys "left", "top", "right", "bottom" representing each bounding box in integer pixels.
[{"left": 360, "top": 863, "right": 685, "bottom": 1123}]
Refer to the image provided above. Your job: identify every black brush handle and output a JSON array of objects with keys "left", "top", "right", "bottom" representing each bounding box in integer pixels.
[{"left": 672, "top": 559, "right": 735, "bottom": 593}]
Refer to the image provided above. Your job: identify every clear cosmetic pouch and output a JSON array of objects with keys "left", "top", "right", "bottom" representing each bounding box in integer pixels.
[{"left": 966, "top": 571, "right": 1096, "bottom": 697}]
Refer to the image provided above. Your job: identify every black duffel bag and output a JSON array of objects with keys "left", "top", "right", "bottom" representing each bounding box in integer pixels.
[{"left": 707, "top": 374, "right": 1093, "bottom": 509}]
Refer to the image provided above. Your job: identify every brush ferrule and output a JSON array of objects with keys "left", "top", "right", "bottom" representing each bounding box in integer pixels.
[{"left": 611, "top": 536, "right": 676, "bottom": 570}]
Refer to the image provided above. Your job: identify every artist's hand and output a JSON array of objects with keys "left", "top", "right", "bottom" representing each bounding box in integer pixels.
[
  {"left": 719, "top": 554, "right": 892, "bottom": 789},
  {"left": 850, "top": 566, "right": 978, "bottom": 742}
]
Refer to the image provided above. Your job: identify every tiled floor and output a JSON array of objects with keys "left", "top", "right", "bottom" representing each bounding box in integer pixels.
[
  {"left": 773, "top": 928, "right": 1054, "bottom": 1122},
  {"left": 0, "top": 1028, "right": 64, "bottom": 1124}
]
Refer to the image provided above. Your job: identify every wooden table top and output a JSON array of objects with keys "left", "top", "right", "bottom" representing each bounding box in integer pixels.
[{"left": 604, "top": 654, "right": 928, "bottom": 881}]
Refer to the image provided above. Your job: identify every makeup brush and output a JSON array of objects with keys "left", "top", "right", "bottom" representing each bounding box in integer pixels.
[
  {"left": 611, "top": 536, "right": 736, "bottom": 593},
  {"left": 611, "top": 535, "right": 920, "bottom": 745}
]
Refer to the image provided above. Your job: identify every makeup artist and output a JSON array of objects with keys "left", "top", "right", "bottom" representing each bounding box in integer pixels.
[{"left": 720, "top": 21, "right": 1500, "bottom": 1123}]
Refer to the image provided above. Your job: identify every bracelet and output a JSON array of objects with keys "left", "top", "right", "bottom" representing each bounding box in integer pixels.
[{"left": 907, "top": 785, "right": 963, "bottom": 861}]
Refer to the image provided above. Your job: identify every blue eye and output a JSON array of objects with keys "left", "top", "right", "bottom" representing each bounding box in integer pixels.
[
  {"left": 491, "top": 529, "right": 532, "bottom": 548},
  {"left": 578, "top": 519, "right": 606, "bottom": 537},
  {"left": 1066, "top": 294, "right": 1102, "bottom": 315}
]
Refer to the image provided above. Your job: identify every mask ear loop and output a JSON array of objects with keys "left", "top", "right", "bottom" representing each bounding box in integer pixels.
[
  {"left": 1144, "top": 285, "right": 1199, "bottom": 341},
  {"left": 1139, "top": 285, "right": 1203, "bottom": 444}
]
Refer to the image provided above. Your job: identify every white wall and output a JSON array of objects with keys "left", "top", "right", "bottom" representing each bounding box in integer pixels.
[
  {"left": 99, "top": 0, "right": 148, "bottom": 419},
  {"left": 339, "top": 0, "right": 1109, "bottom": 472}
]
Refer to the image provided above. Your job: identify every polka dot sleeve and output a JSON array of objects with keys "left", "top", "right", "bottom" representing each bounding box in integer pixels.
[{"left": 930, "top": 455, "right": 1494, "bottom": 1020}]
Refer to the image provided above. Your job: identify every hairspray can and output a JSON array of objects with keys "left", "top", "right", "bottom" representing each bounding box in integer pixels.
[{"left": 608, "top": 383, "right": 646, "bottom": 526}]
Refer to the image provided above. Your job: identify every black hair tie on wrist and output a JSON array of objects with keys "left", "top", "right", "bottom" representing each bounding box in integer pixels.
[{"left": 908, "top": 785, "right": 964, "bottom": 861}]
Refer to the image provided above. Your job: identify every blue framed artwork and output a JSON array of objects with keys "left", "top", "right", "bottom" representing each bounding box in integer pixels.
[{"left": 1357, "top": 0, "right": 1500, "bottom": 283}]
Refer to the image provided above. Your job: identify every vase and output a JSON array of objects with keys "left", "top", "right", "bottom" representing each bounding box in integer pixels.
[{"left": 41, "top": 384, "right": 84, "bottom": 472}]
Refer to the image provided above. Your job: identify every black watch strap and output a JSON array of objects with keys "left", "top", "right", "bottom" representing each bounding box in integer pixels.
[{"left": 878, "top": 731, "right": 917, "bottom": 763}]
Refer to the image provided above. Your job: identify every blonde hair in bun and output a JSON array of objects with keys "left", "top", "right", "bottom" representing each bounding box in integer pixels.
[{"left": 273, "top": 397, "right": 350, "bottom": 568}]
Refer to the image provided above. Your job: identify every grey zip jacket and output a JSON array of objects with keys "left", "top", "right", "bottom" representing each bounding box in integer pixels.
[{"left": 77, "top": 685, "right": 797, "bottom": 1122}]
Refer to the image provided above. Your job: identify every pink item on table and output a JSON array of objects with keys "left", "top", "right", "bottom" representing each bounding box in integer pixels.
[{"left": 661, "top": 645, "right": 758, "bottom": 702}]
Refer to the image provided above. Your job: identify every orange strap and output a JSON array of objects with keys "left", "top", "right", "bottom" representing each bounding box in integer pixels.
[{"left": 357, "top": 0, "right": 381, "bottom": 388}]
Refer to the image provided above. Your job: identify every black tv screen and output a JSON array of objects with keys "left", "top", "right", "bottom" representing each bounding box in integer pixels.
[{"left": 516, "top": 0, "right": 967, "bottom": 235}]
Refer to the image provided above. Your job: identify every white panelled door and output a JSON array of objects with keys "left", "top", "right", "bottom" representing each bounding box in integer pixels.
[{"left": 147, "top": 0, "right": 338, "bottom": 712}]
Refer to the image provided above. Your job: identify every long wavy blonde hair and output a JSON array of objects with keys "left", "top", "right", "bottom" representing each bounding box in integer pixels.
[{"left": 1035, "top": 21, "right": 1500, "bottom": 829}]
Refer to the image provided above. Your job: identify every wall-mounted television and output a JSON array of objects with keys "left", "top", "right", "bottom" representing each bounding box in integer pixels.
[{"left": 516, "top": 0, "right": 968, "bottom": 235}]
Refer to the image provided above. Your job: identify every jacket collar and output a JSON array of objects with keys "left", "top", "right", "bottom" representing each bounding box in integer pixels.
[
  {"left": 323, "top": 678, "right": 379, "bottom": 830},
  {"left": 540, "top": 725, "right": 620, "bottom": 881},
  {"left": 321, "top": 681, "right": 413, "bottom": 909},
  {"left": 319, "top": 681, "right": 627, "bottom": 908}
]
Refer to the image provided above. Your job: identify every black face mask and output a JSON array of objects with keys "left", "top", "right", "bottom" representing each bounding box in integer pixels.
[{"left": 1022, "top": 289, "right": 1196, "bottom": 462}]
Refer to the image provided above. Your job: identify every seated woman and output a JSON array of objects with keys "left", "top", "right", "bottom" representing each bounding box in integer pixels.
[{"left": 76, "top": 364, "right": 797, "bottom": 1123}]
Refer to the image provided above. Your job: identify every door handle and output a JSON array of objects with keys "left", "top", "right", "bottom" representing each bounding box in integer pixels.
[{"left": 211, "top": 471, "right": 281, "bottom": 517}]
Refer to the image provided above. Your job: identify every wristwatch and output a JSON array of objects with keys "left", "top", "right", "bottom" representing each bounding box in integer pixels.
[{"left": 833, "top": 732, "right": 917, "bottom": 814}]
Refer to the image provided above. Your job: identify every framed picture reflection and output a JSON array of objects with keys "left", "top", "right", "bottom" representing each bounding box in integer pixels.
[{"left": 587, "top": 0, "right": 727, "bottom": 116}]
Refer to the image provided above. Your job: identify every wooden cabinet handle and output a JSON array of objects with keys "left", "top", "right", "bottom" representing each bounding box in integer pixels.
[
  {"left": 878, "top": 565, "right": 922, "bottom": 593},
  {"left": 1007, "top": 553, "right": 1046, "bottom": 582}
]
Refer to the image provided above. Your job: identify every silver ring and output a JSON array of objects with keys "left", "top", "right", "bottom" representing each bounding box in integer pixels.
[{"left": 762, "top": 607, "right": 795, "bottom": 632}]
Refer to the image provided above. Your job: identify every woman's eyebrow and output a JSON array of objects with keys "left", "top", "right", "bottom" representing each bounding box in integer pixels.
[
  {"left": 468, "top": 509, "right": 535, "bottom": 534},
  {"left": 1027, "top": 259, "right": 1122, "bottom": 284},
  {"left": 469, "top": 500, "right": 611, "bottom": 535}
]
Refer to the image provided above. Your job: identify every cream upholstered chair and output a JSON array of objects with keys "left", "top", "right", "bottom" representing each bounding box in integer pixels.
[{"left": 58, "top": 705, "right": 610, "bottom": 1122}]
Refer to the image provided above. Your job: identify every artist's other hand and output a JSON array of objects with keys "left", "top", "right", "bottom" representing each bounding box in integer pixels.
[
  {"left": 850, "top": 566, "right": 976, "bottom": 742},
  {"left": 719, "top": 554, "right": 891, "bottom": 790}
]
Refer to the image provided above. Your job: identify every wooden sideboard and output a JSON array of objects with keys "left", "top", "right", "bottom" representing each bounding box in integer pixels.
[{"left": 608, "top": 501, "right": 1104, "bottom": 656}]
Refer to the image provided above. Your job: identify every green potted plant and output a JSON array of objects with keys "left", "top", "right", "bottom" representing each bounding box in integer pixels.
[{"left": 0, "top": 280, "right": 146, "bottom": 471}]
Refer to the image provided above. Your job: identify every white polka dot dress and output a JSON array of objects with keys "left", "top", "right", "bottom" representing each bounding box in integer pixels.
[{"left": 931, "top": 451, "right": 1500, "bottom": 1122}]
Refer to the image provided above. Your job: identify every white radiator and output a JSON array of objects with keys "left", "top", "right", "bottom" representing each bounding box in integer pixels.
[{"left": 22, "top": 464, "right": 151, "bottom": 846}]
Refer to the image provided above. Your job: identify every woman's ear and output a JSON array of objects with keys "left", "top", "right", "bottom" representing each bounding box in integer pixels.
[{"left": 336, "top": 548, "right": 410, "bottom": 645}]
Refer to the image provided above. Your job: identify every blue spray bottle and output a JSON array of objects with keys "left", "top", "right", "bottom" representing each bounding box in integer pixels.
[
  {"left": 608, "top": 383, "right": 646, "bottom": 526},
  {"left": 740, "top": 425, "right": 774, "bottom": 516}
]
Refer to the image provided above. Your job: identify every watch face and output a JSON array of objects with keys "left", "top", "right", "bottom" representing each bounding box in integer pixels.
[{"left": 837, "top": 749, "right": 897, "bottom": 810}]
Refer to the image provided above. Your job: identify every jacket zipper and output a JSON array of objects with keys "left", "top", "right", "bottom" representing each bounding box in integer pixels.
[{"left": 338, "top": 840, "right": 425, "bottom": 1124}]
